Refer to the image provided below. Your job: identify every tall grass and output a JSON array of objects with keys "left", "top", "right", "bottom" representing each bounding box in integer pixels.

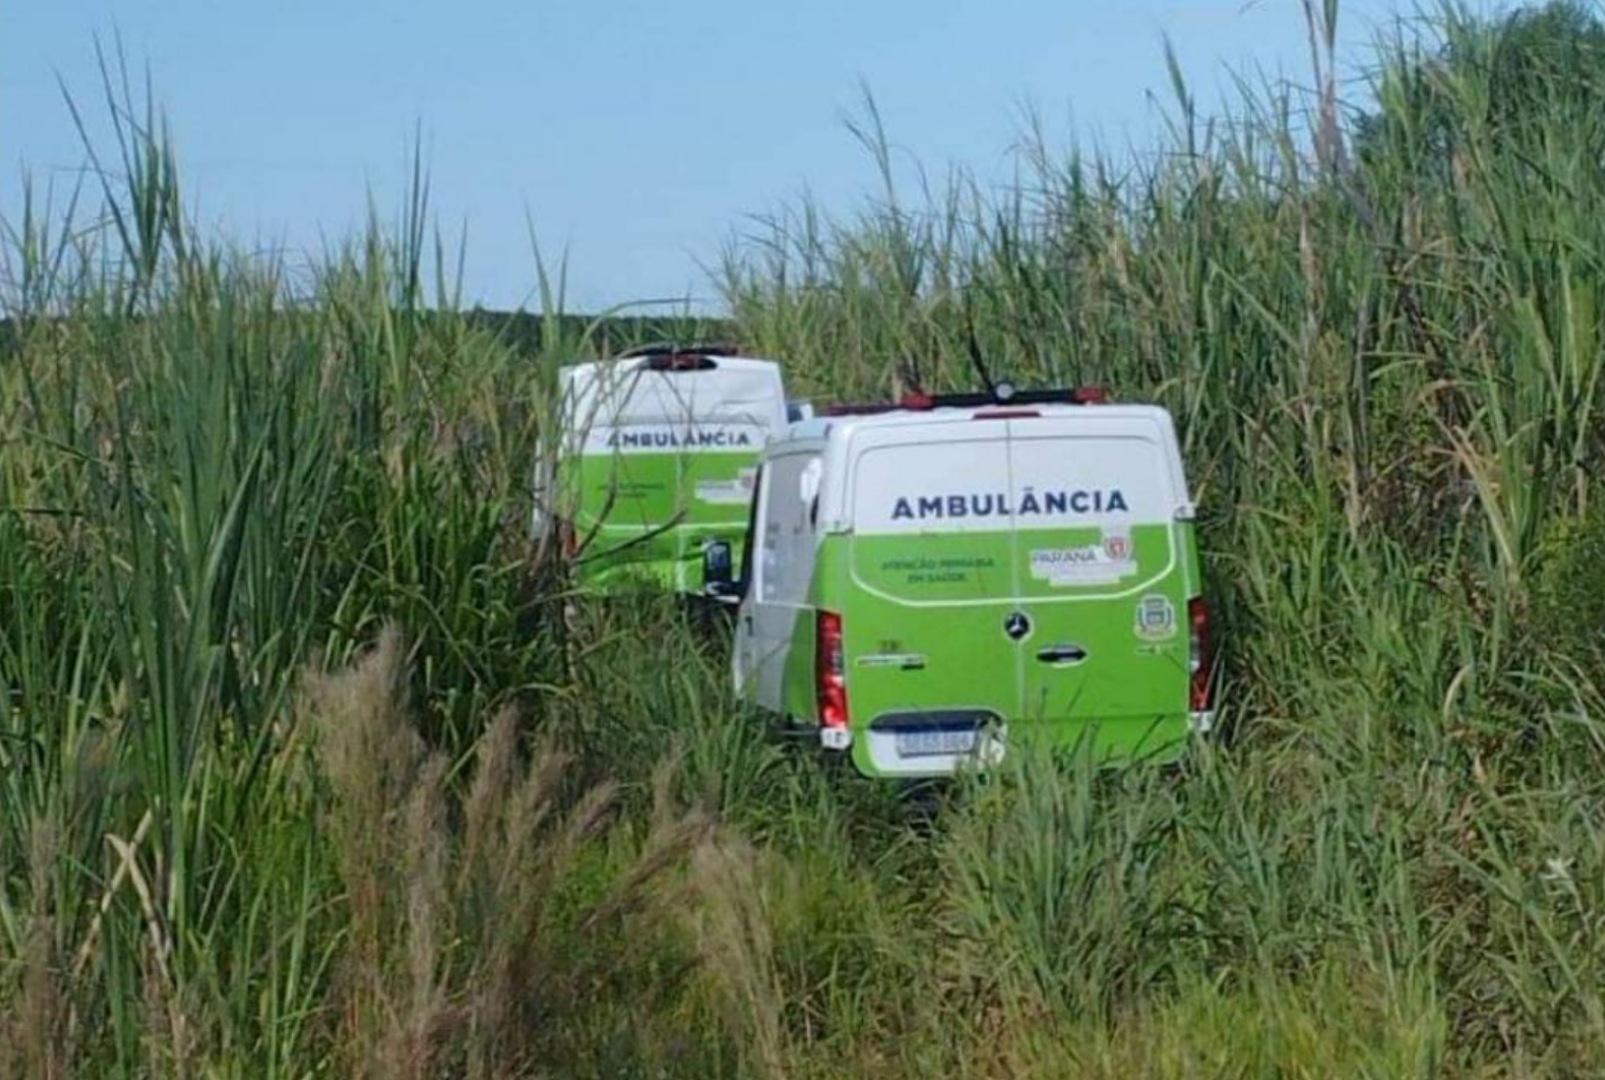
[{"left": 4, "top": 2, "right": 1605, "bottom": 1075}]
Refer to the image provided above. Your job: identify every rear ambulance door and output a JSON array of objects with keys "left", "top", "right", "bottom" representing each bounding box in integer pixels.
[
  {"left": 576, "top": 364, "right": 772, "bottom": 584},
  {"left": 745, "top": 448, "right": 821, "bottom": 713},
  {"left": 842, "top": 419, "right": 1023, "bottom": 775},
  {"left": 1003, "top": 411, "right": 1190, "bottom": 756}
]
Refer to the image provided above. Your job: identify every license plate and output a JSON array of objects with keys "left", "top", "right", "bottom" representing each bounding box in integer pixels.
[{"left": 895, "top": 728, "right": 977, "bottom": 757}]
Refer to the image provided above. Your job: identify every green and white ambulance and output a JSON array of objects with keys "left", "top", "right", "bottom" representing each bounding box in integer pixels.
[
  {"left": 534, "top": 347, "right": 792, "bottom": 593},
  {"left": 711, "top": 387, "right": 1214, "bottom": 777}
]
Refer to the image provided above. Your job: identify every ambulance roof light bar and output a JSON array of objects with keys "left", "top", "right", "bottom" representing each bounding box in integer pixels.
[
  {"left": 821, "top": 385, "right": 1111, "bottom": 416},
  {"left": 621, "top": 343, "right": 742, "bottom": 370},
  {"left": 621, "top": 342, "right": 741, "bottom": 359}
]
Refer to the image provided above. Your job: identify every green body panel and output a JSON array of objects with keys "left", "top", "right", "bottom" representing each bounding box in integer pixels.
[
  {"left": 565, "top": 448, "right": 759, "bottom": 592},
  {"left": 779, "top": 606, "right": 817, "bottom": 722},
  {"left": 782, "top": 522, "right": 1202, "bottom": 777}
]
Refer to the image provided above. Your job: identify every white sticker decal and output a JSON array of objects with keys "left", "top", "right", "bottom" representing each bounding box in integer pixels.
[
  {"left": 1029, "top": 538, "right": 1137, "bottom": 586},
  {"left": 696, "top": 467, "right": 758, "bottom": 505},
  {"left": 854, "top": 653, "right": 927, "bottom": 669},
  {"left": 1135, "top": 594, "right": 1177, "bottom": 640}
]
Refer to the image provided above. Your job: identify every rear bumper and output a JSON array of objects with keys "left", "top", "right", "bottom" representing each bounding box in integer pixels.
[{"left": 846, "top": 713, "right": 1197, "bottom": 779}]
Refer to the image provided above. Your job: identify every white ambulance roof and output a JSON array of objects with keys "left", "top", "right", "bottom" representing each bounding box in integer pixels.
[
  {"left": 770, "top": 401, "right": 1193, "bottom": 523},
  {"left": 562, "top": 355, "right": 783, "bottom": 380},
  {"left": 780, "top": 402, "right": 1178, "bottom": 444},
  {"left": 561, "top": 356, "right": 787, "bottom": 427}
]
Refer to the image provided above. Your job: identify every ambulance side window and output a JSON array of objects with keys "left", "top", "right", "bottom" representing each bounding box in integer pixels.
[
  {"left": 759, "top": 490, "right": 784, "bottom": 603},
  {"left": 758, "top": 452, "right": 816, "bottom": 605},
  {"left": 736, "top": 465, "right": 762, "bottom": 599}
]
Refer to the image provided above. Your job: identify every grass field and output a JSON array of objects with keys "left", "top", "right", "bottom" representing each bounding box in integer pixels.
[{"left": 5, "top": 3, "right": 1605, "bottom": 1076}]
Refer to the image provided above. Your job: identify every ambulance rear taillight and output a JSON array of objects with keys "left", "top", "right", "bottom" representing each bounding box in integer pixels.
[
  {"left": 816, "top": 610, "right": 849, "bottom": 730},
  {"left": 1188, "top": 597, "right": 1214, "bottom": 711}
]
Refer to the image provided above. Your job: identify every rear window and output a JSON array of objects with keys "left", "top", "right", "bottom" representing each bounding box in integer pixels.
[
  {"left": 1005, "top": 430, "right": 1174, "bottom": 527},
  {"left": 1007, "top": 430, "right": 1175, "bottom": 594},
  {"left": 607, "top": 367, "right": 778, "bottom": 434},
  {"left": 851, "top": 437, "right": 1013, "bottom": 534},
  {"left": 757, "top": 452, "right": 821, "bottom": 604},
  {"left": 848, "top": 437, "right": 1016, "bottom": 602}
]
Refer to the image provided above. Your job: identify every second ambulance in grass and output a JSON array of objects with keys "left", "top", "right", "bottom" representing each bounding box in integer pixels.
[
  {"left": 535, "top": 346, "right": 792, "bottom": 593},
  {"left": 708, "top": 386, "right": 1213, "bottom": 777}
]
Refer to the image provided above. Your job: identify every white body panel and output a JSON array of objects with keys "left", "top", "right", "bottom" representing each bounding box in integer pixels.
[
  {"left": 560, "top": 356, "right": 788, "bottom": 454},
  {"left": 818, "top": 406, "right": 1191, "bottom": 534}
]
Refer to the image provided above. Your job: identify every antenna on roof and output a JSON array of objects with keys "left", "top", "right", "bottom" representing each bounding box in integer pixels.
[
  {"left": 894, "top": 350, "right": 924, "bottom": 403},
  {"left": 964, "top": 291, "right": 1005, "bottom": 402}
]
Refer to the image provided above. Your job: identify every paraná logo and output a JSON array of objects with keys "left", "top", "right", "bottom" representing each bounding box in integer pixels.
[{"left": 1103, "top": 534, "right": 1132, "bottom": 561}]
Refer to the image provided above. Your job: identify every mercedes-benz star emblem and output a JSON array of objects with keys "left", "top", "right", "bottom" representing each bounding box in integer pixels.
[{"left": 1004, "top": 611, "right": 1032, "bottom": 641}]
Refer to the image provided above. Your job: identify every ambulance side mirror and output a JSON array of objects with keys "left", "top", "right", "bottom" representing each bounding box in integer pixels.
[{"left": 702, "top": 540, "right": 742, "bottom": 602}]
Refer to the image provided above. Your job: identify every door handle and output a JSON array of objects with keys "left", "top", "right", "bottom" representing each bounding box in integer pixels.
[{"left": 1035, "top": 644, "right": 1087, "bottom": 665}]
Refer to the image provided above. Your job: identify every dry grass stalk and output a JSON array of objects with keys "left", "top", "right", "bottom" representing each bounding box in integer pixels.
[
  {"left": 305, "top": 625, "right": 428, "bottom": 1071},
  {"left": 380, "top": 751, "right": 454, "bottom": 1080},
  {"left": 296, "top": 625, "right": 728, "bottom": 1076},
  {"left": 2, "top": 819, "right": 69, "bottom": 1080},
  {"left": 580, "top": 757, "right": 713, "bottom": 932},
  {"left": 674, "top": 833, "right": 787, "bottom": 1080}
]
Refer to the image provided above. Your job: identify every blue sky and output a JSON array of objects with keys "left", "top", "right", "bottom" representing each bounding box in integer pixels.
[{"left": 3, "top": 1, "right": 1433, "bottom": 311}]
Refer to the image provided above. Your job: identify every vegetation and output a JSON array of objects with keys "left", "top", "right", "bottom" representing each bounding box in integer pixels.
[{"left": 4, "top": 2, "right": 1605, "bottom": 1075}]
